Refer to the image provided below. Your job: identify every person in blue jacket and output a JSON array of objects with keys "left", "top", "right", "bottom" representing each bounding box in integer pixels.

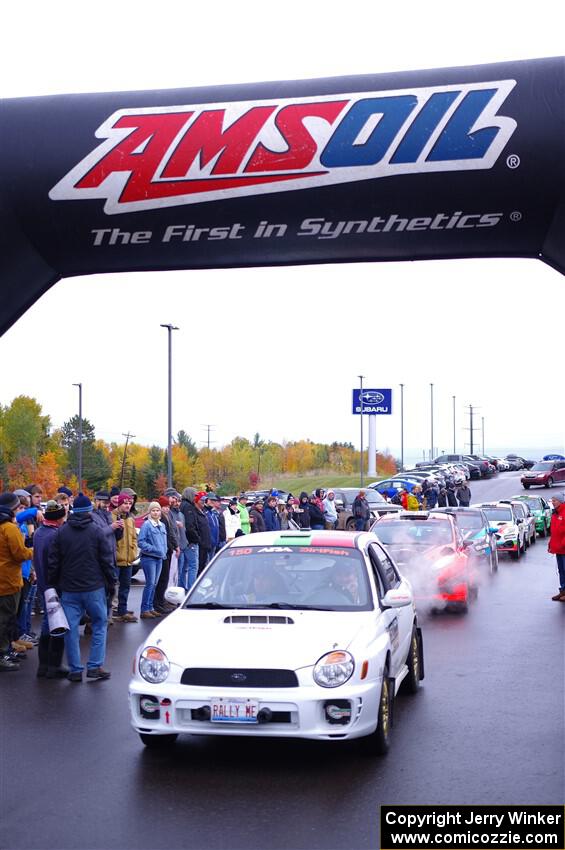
[
  {"left": 263, "top": 495, "right": 281, "bottom": 531},
  {"left": 137, "top": 502, "right": 168, "bottom": 619}
]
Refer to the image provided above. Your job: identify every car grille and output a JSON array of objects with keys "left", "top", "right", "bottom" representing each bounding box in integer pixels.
[{"left": 180, "top": 668, "right": 299, "bottom": 687}]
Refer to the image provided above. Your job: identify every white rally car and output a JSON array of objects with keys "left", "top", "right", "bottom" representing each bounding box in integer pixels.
[{"left": 129, "top": 529, "right": 424, "bottom": 755}]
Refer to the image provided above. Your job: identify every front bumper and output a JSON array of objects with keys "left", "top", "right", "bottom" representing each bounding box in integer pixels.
[
  {"left": 521, "top": 477, "right": 546, "bottom": 486},
  {"left": 129, "top": 677, "right": 382, "bottom": 741},
  {"left": 496, "top": 539, "right": 518, "bottom": 552}
]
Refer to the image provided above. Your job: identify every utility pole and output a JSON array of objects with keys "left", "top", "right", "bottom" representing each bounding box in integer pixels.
[
  {"left": 481, "top": 417, "right": 485, "bottom": 455},
  {"left": 202, "top": 424, "right": 216, "bottom": 450},
  {"left": 358, "top": 375, "right": 365, "bottom": 486},
  {"left": 400, "top": 383, "right": 404, "bottom": 472},
  {"left": 120, "top": 431, "right": 135, "bottom": 489},
  {"left": 72, "top": 383, "right": 83, "bottom": 488},
  {"left": 160, "top": 323, "right": 179, "bottom": 489},
  {"left": 430, "top": 383, "right": 434, "bottom": 461}
]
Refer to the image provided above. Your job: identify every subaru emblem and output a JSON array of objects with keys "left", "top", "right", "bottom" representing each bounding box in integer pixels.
[{"left": 231, "top": 672, "right": 247, "bottom": 682}]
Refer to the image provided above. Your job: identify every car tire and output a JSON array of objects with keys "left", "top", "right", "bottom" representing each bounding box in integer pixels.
[
  {"left": 546, "top": 478, "right": 554, "bottom": 489},
  {"left": 524, "top": 533, "right": 529, "bottom": 550},
  {"left": 511, "top": 542, "right": 520, "bottom": 561},
  {"left": 523, "top": 484, "right": 530, "bottom": 489},
  {"left": 363, "top": 667, "right": 392, "bottom": 756},
  {"left": 540, "top": 522, "right": 548, "bottom": 539},
  {"left": 490, "top": 546, "right": 498, "bottom": 573},
  {"left": 139, "top": 733, "right": 178, "bottom": 749},
  {"left": 404, "top": 627, "right": 423, "bottom": 695},
  {"left": 530, "top": 528, "right": 536, "bottom": 545}
]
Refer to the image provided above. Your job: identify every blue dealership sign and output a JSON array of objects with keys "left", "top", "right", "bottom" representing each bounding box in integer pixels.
[{"left": 352, "top": 388, "right": 392, "bottom": 414}]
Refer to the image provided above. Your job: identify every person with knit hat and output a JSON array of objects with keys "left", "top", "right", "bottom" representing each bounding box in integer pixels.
[
  {"left": 47, "top": 493, "right": 114, "bottom": 681},
  {"left": 194, "top": 493, "right": 212, "bottom": 576},
  {"left": 152, "top": 496, "right": 180, "bottom": 614},
  {"left": 549, "top": 493, "right": 565, "bottom": 601},
  {"left": 112, "top": 493, "right": 138, "bottom": 622},
  {"left": 0, "top": 493, "right": 34, "bottom": 671},
  {"left": 92, "top": 490, "right": 123, "bottom": 621},
  {"left": 32, "top": 501, "right": 68, "bottom": 678}
]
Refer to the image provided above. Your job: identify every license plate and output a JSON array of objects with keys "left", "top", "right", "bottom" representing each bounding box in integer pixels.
[{"left": 210, "top": 698, "right": 259, "bottom": 723}]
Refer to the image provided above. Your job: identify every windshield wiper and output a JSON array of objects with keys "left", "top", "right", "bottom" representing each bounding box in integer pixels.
[{"left": 184, "top": 602, "right": 234, "bottom": 609}]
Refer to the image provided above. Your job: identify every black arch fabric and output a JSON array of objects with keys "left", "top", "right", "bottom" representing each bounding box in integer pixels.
[{"left": 1, "top": 56, "right": 564, "bottom": 334}]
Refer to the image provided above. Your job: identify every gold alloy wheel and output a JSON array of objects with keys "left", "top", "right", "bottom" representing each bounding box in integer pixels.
[
  {"left": 380, "top": 677, "right": 390, "bottom": 739},
  {"left": 411, "top": 633, "right": 419, "bottom": 680}
]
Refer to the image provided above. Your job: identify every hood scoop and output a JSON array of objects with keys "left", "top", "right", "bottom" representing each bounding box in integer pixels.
[{"left": 224, "top": 614, "right": 294, "bottom": 625}]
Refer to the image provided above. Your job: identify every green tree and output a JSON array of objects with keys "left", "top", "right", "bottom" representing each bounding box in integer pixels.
[
  {"left": 1, "top": 396, "right": 50, "bottom": 462},
  {"left": 60, "top": 415, "right": 111, "bottom": 491},
  {"left": 176, "top": 430, "right": 198, "bottom": 459},
  {"left": 142, "top": 446, "right": 165, "bottom": 499}
]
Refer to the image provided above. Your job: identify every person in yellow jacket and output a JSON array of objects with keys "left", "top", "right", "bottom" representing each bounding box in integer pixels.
[
  {"left": 406, "top": 490, "right": 421, "bottom": 511},
  {"left": 0, "top": 492, "right": 33, "bottom": 670},
  {"left": 111, "top": 494, "right": 138, "bottom": 622}
]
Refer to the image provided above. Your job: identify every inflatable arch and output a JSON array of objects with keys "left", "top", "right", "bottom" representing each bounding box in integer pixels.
[{"left": 1, "top": 55, "right": 564, "bottom": 335}]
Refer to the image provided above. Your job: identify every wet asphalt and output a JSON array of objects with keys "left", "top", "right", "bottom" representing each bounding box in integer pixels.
[{"left": 1, "top": 472, "right": 563, "bottom": 850}]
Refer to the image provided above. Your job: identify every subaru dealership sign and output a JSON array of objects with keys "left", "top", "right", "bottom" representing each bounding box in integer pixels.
[{"left": 352, "top": 389, "right": 392, "bottom": 414}]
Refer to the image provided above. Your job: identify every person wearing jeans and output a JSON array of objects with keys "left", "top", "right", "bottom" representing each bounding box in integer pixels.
[
  {"left": 61, "top": 588, "right": 108, "bottom": 674},
  {"left": 137, "top": 502, "right": 167, "bottom": 618},
  {"left": 47, "top": 493, "right": 114, "bottom": 681}
]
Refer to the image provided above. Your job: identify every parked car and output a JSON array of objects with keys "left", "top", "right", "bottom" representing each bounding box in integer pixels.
[
  {"left": 510, "top": 494, "right": 552, "bottom": 537},
  {"left": 498, "top": 500, "right": 536, "bottom": 548},
  {"left": 474, "top": 502, "right": 527, "bottom": 560},
  {"left": 371, "top": 511, "right": 478, "bottom": 612},
  {"left": 369, "top": 478, "right": 421, "bottom": 499},
  {"left": 433, "top": 454, "right": 482, "bottom": 479},
  {"left": 430, "top": 507, "right": 498, "bottom": 573},
  {"left": 129, "top": 529, "right": 424, "bottom": 753},
  {"left": 521, "top": 460, "right": 565, "bottom": 489},
  {"left": 332, "top": 488, "right": 401, "bottom": 529},
  {"left": 507, "top": 454, "right": 535, "bottom": 469}
]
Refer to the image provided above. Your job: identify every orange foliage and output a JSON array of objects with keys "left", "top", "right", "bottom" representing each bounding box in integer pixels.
[{"left": 36, "top": 452, "right": 60, "bottom": 497}]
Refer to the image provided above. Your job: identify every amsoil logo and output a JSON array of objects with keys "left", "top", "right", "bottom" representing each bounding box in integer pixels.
[{"left": 49, "top": 81, "right": 517, "bottom": 214}]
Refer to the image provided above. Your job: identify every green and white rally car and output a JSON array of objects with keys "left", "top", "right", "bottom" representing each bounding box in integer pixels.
[{"left": 511, "top": 494, "right": 552, "bottom": 538}]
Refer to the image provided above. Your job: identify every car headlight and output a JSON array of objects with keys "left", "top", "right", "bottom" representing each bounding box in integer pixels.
[
  {"left": 313, "top": 650, "right": 354, "bottom": 688},
  {"left": 139, "top": 646, "right": 170, "bottom": 683}
]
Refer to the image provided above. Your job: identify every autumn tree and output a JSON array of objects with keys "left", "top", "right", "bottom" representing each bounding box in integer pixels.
[{"left": 176, "top": 430, "right": 198, "bottom": 459}]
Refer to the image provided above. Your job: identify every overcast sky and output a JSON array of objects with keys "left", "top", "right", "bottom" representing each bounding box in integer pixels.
[{"left": 1, "top": 1, "right": 564, "bottom": 462}]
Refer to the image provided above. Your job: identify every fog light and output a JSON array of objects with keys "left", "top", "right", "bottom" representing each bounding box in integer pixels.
[
  {"left": 140, "top": 695, "right": 160, "bottom": 720},
  {"left": 324, "top": 700, "right": 352, "bottom": 725},
  {"left": 192, "top": 706, "right": 211, "bottom": 721}
]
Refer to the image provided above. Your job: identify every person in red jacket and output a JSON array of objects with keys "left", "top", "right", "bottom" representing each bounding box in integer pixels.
[{"left": 548, "top": 493, "right": 565, "bottom": 601}]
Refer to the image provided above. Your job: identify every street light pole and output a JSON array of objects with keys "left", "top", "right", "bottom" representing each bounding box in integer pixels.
[
  {"left": 160, "top": 323, "right": 179, "bottom": 489},
  {"left": 453, "top": 395, "right": 456, "bottom": 453},
  {"left": 430, "top": 383, "right": 434, "bottom": 461},
  {"left": 358, "top": 375, "right": 365, "bottom": 487},
  {"left": 481, "top": 416, "right": 485, "bottom": 455},
  {"left": 400, "top": 383, "right": 404, "bottom": 472},
  {"left": 72, "top": 383, "right": 82, "bottom": 488}
]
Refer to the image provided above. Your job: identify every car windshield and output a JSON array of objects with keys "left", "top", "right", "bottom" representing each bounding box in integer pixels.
[
  {"left": 184, "top": 545, "right": 373, "bottom": 611},
  {"left": 481, "top": 507, "right": 513, "bottom": 521},
  {"left": 375, "top": 520, "right": 453, "bottom": 546},
  {"left": 531, "top": 462, "right": 552, "bottom": 471},
  {"left": 454, "top": 514, "right": 483, "bottom": 531},
  {"left": 520, "top": 498, "right": 542, "bottom": 510}
]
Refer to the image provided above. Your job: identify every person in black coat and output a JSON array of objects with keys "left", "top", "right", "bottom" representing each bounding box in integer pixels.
[
  {"left": 308, "top": 496, "right": 325, "bottom": 530},
  {"left": 249, "top": 501, "right": 266, "bottom": 533},
  {"left": 295, "top": 493, "right": 311, "bottom": 528},
  {"left": 446, "top": 485, "right": 458, "bottom": 507},
  {"left": 47, "top": 493, "right": 114, "bottom": 681},
  {"left": 195, "top": 494, "right": 212, "bottom": 574}
]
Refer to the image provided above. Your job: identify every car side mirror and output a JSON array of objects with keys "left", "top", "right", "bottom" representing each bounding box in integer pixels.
[
  {"left": 165, "top": 587, "right": 186, "bottom": 606},
  {"left": 382, "top": 587, "right": 413, "bottom": 609}
]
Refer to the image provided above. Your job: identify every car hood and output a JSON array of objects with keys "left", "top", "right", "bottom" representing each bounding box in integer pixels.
[{"left": 144, "top": 609, "right": 371, "bottom": 669}]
